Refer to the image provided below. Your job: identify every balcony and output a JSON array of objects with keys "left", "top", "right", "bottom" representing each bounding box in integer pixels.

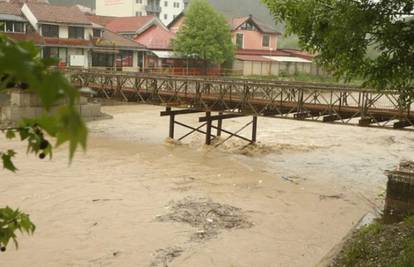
[{"left": 145, "top": 5, "right": 161, "bottom": 14}]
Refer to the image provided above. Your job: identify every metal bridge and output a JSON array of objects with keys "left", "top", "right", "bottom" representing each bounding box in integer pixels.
[{"left": 68, "top": 70, "right": 413, "bottom": 145}]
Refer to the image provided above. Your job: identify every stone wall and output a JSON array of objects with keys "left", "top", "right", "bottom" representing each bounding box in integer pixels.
[
  {"left": 0, "top": 90, "right": 110, "bottom": 125},
  {"left": 0, "top": 92, "right": 9, "bottom": 106}
]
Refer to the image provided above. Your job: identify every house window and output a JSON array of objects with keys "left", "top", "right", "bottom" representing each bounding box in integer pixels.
[
  {"left": 92, "top": 52, "right": 114, "bottom": 67},
  {"left": 13, "top": 22, "right": 24, "bottom": 32},
  {"left": 122, "top": 34, "right": 136, "bottom": 39},
  {"left": 42, "top": 24, "right": 59, "bottom": 38},
  {"left": 136, "top": 11, "right": 142, "bottom": 16},
  {"left": 147, "top": 12, "right": 160, "bottom": 18},
  {"left": 236, "top": 33, "right": 243, "bottom": 49},
  {"left": 5, "top": 21, "right": 14, "bottom": 32},
  {"left": 58, "top": 47, "right": 67, "bottom": 66},
  {"left": 117, "top": 50, "right": 133, "bottom": 67},
  {"left": 68, "top": 26, "right": 84, "bottom": 39},
  {"left": 173, "top": 2, "right": 180, "bottom": 8},
  {"left": 262, "top": 34, "right": 270, "bottom": 47},
  {"left": 26, "top": 24, "right": 35, "bottom": 33},
  {"left": 0, "top": 21, "right": 24, "bottom": 33},
  {"left": 43, "top": 47, "right": 59, "bottom": 59},
  {"left": 240, "top": 21, "right": 257, "bottom": 31},
  {"left": 164, "top": 14, "right": 168, "bottom": 20},
  {"left": 136, "top": 0, "right": 142, "bottom": 3},
  {"left": 164, "top": 1, "right": 168, "bottom": 7},
  {"left": 93, "top": 29, "right": 102, "bottom": 38}
]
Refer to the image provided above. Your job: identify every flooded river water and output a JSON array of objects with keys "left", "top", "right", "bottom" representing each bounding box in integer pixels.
[{"left": 1, "top": 104, "right": 413, "bottom": 267}]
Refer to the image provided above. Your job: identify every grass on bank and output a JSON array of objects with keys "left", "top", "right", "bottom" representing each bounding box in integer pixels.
[{"left": 331, "top": 215, "right": 414, "bottom": 267}]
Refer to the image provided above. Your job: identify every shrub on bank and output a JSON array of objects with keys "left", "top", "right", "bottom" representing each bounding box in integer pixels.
[{"left": 330, "top": 215, "right": 414, "bottom": 267}]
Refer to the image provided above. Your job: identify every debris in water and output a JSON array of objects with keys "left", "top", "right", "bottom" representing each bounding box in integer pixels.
[
  {"left": 319, "top": 194, "right": 344, "bottom": 200},
  {"left": 157, "top": 198, "right": 253, "bottom": 242},
  {"left": 281, "top": 175, "right": 304, "bottom": 184},
  {"left": 150, "top": 247, "right": 183, "bottom": 267},
  {"left": 225, "top": 142, "right": 323, "bottom": 156},
  {"left": 92, "top": 198, "right": 123, "bottom": 202}
]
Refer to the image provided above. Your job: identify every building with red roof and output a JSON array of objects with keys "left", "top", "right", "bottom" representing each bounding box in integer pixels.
[
  {"left": 0, "top": 2, "right": 146, "bottom": 70},
  {"left": 0, "top": 1, "right": 44, "bottom": 45},
  {"left": 167, "top": 12, "right": 318, "bottom": 76},
  {"left": 230, "top": 15, "right": 280, "bottom": 52},
  {"left": 105, "top": 16, "right": 158, "bottom": 38},
  {"left": 133, "top": 23, "right": 177, "bottom": 68},
  {"left": 168, "top": 13, "right": 282, "bottom": 53},
  {"left": 90, "top": 14, "right": 178, "bottom": 69}
]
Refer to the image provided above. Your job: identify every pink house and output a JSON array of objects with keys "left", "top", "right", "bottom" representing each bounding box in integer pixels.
[
  {"left": 230, "top": 15, "right": 280, "bottom": 51},
  {"left": 168, "top": 13, "right": 280, "bottom": 52}
]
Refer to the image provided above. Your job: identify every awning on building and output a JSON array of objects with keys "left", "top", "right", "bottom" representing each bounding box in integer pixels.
[
  {"left": 236, "top": 54, "right": 313, "bottom": 63},
  {"left": 151, "top": 50, "right": 182, "bottom": 59},
  {"left": 235, "top": 55, "right": 273, "bottom": 62},
  {"left": 263, "top": 56, "right": 312, "bottom": 63},
  {"left": 93, "top": 48, "right": 119, "bottom": 54},
  {"left": 0, "top": 14, "right": 26, "bottom": 22}
]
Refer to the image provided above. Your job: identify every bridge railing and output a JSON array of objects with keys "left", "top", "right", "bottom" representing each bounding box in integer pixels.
[{"left": 67, "top": 70, "right": 413, "bottom": 130}]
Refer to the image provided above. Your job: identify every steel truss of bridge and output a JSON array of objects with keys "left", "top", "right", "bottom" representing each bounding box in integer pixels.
[{"left": 68, "top": 70, "right": 413, "bottom": 144}]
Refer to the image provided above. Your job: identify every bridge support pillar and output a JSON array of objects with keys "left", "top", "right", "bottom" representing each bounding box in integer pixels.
[
  {"left": 161, "top": 108, "right": 259, "bottom": 147},
  {"left": 205, "top": 111, "right": 212, "bottom": 145},
  {"left": 384, "top": 161, "right": 414, "bottom": 223},
  {"left": 217, "top": 112, "right": 223, "bottom": 137},
  {"left": 168, "top": 111, "right": 175, "bottom": 139},
  {"left": 252, "top": 116, "right": 258, "bottom": 143},
  {"left": 161, "top": 107, "right": 204, "bottom": 140},
  {"left": 199, "top": 113, "right": 257, "bottom": 146}
]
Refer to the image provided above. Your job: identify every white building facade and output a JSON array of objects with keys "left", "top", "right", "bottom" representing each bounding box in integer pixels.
[{"left": 96, "top": 0, "right": 188, "bottom": 25}]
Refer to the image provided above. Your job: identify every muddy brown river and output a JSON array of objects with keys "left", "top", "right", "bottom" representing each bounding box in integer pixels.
[{"left": 1, "top": 104, "right": 413, "bottom": 267}]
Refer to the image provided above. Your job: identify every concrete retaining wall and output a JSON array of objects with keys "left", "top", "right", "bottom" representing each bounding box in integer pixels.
[
  {"left": 0, "top": 90, "right": 110, "bottom": 125},
  {"left": 0, "top": 93, "right": 9, "bottom": 106}
]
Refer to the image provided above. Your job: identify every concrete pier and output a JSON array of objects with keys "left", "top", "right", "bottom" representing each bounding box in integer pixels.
[{"left": 384, "top": 161, "right": 414, "bottom": 223}]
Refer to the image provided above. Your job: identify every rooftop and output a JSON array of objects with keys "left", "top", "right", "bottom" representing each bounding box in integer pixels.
[
  {"left": 230, "top": 15, "right": 279, "bottom": 34},
  {"left": 105, "top": 16, "right": 155, "bottom": 33},
  {"left": 0, "top": 2, "right": 22, "bottom": 16},
  {"left": 134, "top": 24, "right": 175, "bottom": 50},
  {"left": 25, "top": 3, "right": 91, "bottom": 25},
  {"left": 86, "top": 14, "right": 116, "bottom": 27},
  {"left": 96, "top": 29, "right": 146, "bottom": 50}
]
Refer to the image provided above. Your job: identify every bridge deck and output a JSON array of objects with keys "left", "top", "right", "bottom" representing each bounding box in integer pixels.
[{"left": 68, "top": 70, "right": 414, "bottom": 131}]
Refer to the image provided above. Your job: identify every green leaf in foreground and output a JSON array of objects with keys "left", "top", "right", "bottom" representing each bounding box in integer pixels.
[
  {"left": 0, "top": 32, "right": 87, "bottom": 251},
  {"left": 0, "top": 207, "right": 35, "bottom": 250},
  {"left": 1, "top": 150, "right": 17, "bottom": 172}
]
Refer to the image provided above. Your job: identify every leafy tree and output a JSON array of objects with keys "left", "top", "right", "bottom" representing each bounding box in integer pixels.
[
  {"left": 172, "top": 0, "right": 234, "bottom": 74},
  {"left": 262, "top": 0, "right": 414, "bottom": 97},
  {"left": 0, "top": 34, "right": 87, "bottom": 251}
]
